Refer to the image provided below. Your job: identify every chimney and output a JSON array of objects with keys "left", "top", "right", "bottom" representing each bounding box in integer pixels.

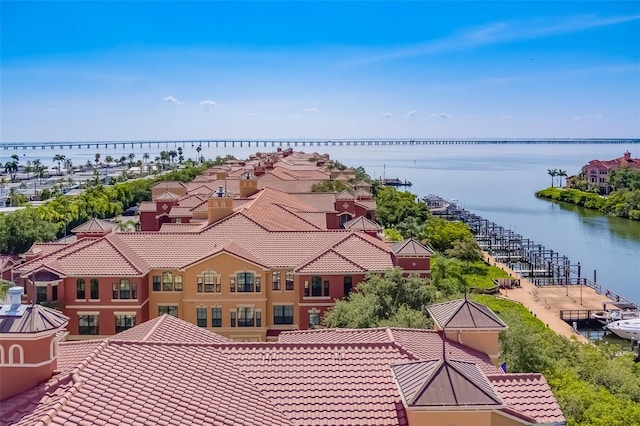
[
  {"left": 0, "top": 286, "right": 69, "bottom": 401},
  {"left": 239, "top": 172, "right": 258, "bottom": 197},
  {"left": 208, "top": 190, "right": 234, "bottom": 224},
  {"left": 624, "top": 151, "right": 631, "bottom": 161}
]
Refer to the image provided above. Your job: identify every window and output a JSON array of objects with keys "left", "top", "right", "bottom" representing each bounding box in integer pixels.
[
  {"left": 76, "top": 279, "right": 85, "bottom": 299},
  {"left": 311, "top": 276, "right": 323, "bottom": 296},
  {"left": 152, "top": 275, "right": 161, "bottom": 291},
  {"left": 196, "top": 307, "right": 207, "bottom": 327},
  {"left": 256, "top": 311, "right": 262, "bottom": 327},
  {"left": 158, "top": 306, "right": 178, "bottom": 317},
  {"left": 230, "top": 311, "right": 236, "bottom": 327},
  {"left": 237, "top": 307, "right": 254, "bottom": 327},
  {"left": 212, "top": 307, "right": 222, "bottom": 327},
  {"left": 90, "top": 279, "right": 99, "bottom": 299},
  {"left": 237, "top": 273, "right": 254, "bottom": 292},
  {"left": 306, "top": 276, "right": 329, "bottom": 297},
  {"left": 52, "top": 285, "right": 58, "bottom": 301},
  {"left": 274, "top": 305, "right": 293, "bottom": 325},
  {"left": 201, "top": 272, "right": 221, "bottom": 293},
  {"left": 162, "top": 272, "right": 173, "bottom": 291},
  {"left": 285, "top": 271, "right": 294, "bottom": 291},
  {"left": 37, "top": 286, "right": 47, "bottom": 303},
  {"left": 272, "top": 271, "right": 281, "bottom": 290},
  {"left": 309, "top": 311, "right": 320, "bottom": 329},
  {"left": 79, "top": 315, "right": 99, "bottom": 335},
  {"left": 115, "top": 315, "right": 135, "bottom": 333},
  {"left": 113, "top": 279, "right": 137, "bottom": 299},
  {"left": 174, "top": 275, "right": 183, "bottom": 291}
]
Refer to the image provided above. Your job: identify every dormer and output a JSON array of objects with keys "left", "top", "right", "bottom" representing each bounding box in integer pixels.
[
  {"left": 208, "top": 186, "right": 234, "bottom": 224},
  {"left": 0, "top": 287, "right": 68, "bottom": 401},
  {"left": 427, "top": 298, "right": 507, "bottom": 365}
]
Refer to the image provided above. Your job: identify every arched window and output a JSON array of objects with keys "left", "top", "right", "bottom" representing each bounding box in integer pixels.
[{"left": 8, "top": 344, "right": 24, "bottom": 364}]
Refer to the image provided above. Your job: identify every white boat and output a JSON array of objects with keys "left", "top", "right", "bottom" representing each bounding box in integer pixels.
[
  {"left": 592, "top": 309, "right": 640, "bottom": 325},
  {"left": 605, "top": 318, "right": 640, "bottom": 340}
]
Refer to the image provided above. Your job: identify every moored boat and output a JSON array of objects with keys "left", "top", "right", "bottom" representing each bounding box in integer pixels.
[
  {"left": 605, "top": 318, "right": 640, "bottom": 340},
  {"left": 592, "top": 309, "right": 640, "bottom": 325}
]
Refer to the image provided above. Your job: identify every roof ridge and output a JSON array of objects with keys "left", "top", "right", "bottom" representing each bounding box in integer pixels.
[
  {"left": 141, "top": 314, "right": 167, "bottom": 341},
  {"left": 17, "top": 238, "right": 97, "bottom": 273},
  {"left": 295, "top": 248, "right": 366, "bottom": 272},
  {"left": 272, "top": 203, "right": 323, "bottom": 230},
  {"left": 104, "top": 234, "right": 148, "bottom": 275}
]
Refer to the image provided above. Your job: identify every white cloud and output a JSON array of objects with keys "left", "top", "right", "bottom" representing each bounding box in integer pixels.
[
  {"left": 439, "top": 113, "right": 453, "bottom": 119},
  {"left": 305, "top": 107, "right": 320, "bottom": 113},
  {"left": 407, "top": 110, "right": 416, "bottom": 118},
  {"left": 573, "top": 115, "right": 584, "bottom": 121},
  {"left": 200, "top": 100, "right": 221, "bottom": 111},
  {"left": 381, "top": 112, "right": 393, "bottom": 118},
  {"left": 163, "top": 96, "right": 183, "bottom": 104},
  {"left": 339, "top": 14, "right": 640, "bottom": 67}
]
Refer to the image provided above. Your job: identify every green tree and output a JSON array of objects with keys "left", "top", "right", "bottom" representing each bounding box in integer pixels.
[
  {"left": 4, "top": 154, "right": 19, "bottom": 181},
  {"left": 548, "top": 168, "right": 558, "bottom": 187},
  {"left": 323, "top": 267, "right": 437, "bottom": 328},
  {"left": 445, "top": 235, "right": 483, "bottom": 270},
  {"left": 53, "top": 154, "right": 66, "bottom": 175},
  {"left": 423, "top": 217, "right": 474, "bottom": 252},
  {"left": 311, "top": 180, "right": 350, "bottom": 193},
  {"left": 375, "top": 186, "right": 429, "bottom": 227},
  {"left": 0, "top": 208, "right": 58, "bottom": 253}
]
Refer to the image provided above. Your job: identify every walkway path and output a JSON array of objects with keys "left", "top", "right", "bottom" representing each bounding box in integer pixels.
[{"left": 484, "top": 253, "right": 591, "bottom": 343}]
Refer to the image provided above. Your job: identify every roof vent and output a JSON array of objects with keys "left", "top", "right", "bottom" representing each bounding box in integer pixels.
[
  {"left": 0, "top": 286, "right": 27, "bottom": 317},
  {"left": 217, "top": 186, "right": 224, "bottom": 197}
]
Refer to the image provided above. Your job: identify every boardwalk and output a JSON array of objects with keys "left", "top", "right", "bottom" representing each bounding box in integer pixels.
[{"left": 484, "top": 253, "right": 617, "bottom": 343}]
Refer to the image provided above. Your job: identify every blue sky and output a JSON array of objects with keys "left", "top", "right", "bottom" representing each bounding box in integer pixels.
[{"left": 1, "top": 1, "right": 639, "bottom": 141}]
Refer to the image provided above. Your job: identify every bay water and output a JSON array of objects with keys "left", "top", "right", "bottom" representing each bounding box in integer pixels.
[{"left": 3, "top": 142, "right": 639, "bottom": 303}]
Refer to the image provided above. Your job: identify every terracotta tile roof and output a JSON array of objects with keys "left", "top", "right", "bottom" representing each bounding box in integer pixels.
[
  {"left": 390, "top": 238, "right": 435, "bottom": 256},
  {"left": 222, "top": 342, "right": 411, "bottom": 426},
  {"left": 392, "top": 359, "right": 503, "bottom": 407},
  {"left": 296, "top": 249, "right": 368, "bottom": 274},
  {"left": 17, "top": 238, "right": 100, "bottom": 276},
  {"left": 355, "top": 199, "right": 377, "bottom": 210},
  {"left": 285, "top": 192, "right": 338, "bottom": 212},
  {"left": 489, "top": 374, "right": 566, "bottom": 424},
  {"left": 150, "top": 181, "right": 186, "bottom": 189},
  {"left": 154, "top": 191, "right": 179, "bottom": 201},
  {"left": 138, "top": 201, "right": 156, "bottom": 212},
  {"left": 4, "top": 313, "right": 562, "bottom": 425},
  {"left": 354, "top": 188, "right": 373, "bottom": 198},
  {"left": 0, "top": 304, "right": 69, "bottom": 333},
  {"left": 70, "top": 218, "right": 115, "bottom": 234},
  {"left": 167, "top": 206, "right": 193, "bottom": 217},
  {"left": 257, "top": 173, "right": 323, "bottom": 193},
  {"left": 49, "top": 236, "right": 147, "bottom": 276},
  {"left": 427, "top": 298, "right": 508, "bottom": 330},
  {"left": 279, "top": 327, "right": 503, "bottom": 376},
  {"left": 343, "top": 216, "right": 382, "bottom": 231},
  {"left": 112, "top": 314, "right": 232, "bottom": 344},
  {"left": 335, "top": 190, "right": 356, "bottom": 200},
  {"left": 158, "top": 222, "right": 206, "bottom": 232},
  {"left": 65, "top": 341, "right": 291, "bottom": 426},
  {"left": 174, "top": 193, "right": 207, "bottom": 208},
  {"left": 22, "top": 242, "right": 72, "bottom": 258},
  {"left": 0, "top": 254, "right": 19, "bottom": 271},
  {"left": 178, "top": 240, "right": 268, "bottom": 271}
]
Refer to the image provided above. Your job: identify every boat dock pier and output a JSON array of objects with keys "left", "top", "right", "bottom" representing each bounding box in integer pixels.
[{"left": 425, "top": 195, "right": 638, "bottom": 338}]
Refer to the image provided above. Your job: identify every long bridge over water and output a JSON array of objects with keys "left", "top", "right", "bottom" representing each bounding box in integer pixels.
[{"left": 2, "top": 138, "right": 639, "bottom": 151}]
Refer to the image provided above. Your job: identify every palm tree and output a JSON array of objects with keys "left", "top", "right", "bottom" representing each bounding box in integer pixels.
[
  {"left": 168, "top": 150, "right": 178, "bottom": 168},
  {"left": 128, "top": 153, "right": 136, "bottom": 167},
  {"left": 142, "top": 153, "right": 150, "bottom": 175},
  {"left": 95, "top": 153, "right": 101, "bottom": 169},
  {"left": 105, "top": 155, "right": 114, "bottom": 180},
  {"left": 177, "top": 147, "right": 184, "bottom": 164},
  {"left": 547, "top": 169, "right": 558, "bottom": 188},
  {"left": 557, "top": 170, "right": 567, "bottom": 188},
  {"left": 196, "top": 145, "right": 202, "bottom": 163},
  {"left": 4, "top": 159, "right": 18, "bottom": 182},
  {"left": 53, "top": 154, "right": 66, "bottom": 175},
  {"left": 64, "top": 158, "right": 74, "bottom": 175}
]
